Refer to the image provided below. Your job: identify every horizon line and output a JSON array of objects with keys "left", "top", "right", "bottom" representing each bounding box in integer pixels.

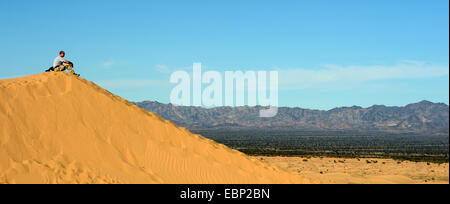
[{"left": 134, "top": 99, "right": 449, "bottom": 112}]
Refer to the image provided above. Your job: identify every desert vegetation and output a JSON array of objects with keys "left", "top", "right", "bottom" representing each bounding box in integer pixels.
[{"left": 195, "top": 129, "right": 449, "bottom": 163}]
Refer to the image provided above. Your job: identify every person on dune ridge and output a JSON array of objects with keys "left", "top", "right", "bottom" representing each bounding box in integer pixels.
[{"left": 46, "top": 51, "right": 80, "bottom": 77}]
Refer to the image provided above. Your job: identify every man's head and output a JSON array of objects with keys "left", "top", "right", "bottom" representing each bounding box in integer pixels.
[{"left": 59, "top": 51, "right": 65, "bottom": 57}]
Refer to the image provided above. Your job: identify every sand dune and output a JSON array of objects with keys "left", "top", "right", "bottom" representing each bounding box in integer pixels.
[
  {"left": 2, "top": 72, "right": 445, "bottom": 184},
  {"left": 0, "top": 72, "right": 314, "bottom": 184}
]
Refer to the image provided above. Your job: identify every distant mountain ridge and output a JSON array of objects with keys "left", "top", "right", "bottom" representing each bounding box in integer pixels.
[{"left": 135, "top": 100, "right": 449, "bottom": 135}]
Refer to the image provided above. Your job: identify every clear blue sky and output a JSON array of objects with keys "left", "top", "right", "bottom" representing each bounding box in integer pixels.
[{"left": 0, "top": 0, "right": 448, "bottom": 109}]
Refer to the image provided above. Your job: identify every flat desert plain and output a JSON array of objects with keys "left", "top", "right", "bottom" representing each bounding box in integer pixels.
[{"left": 257, "top": 156, "right": 449, "bottom": 184}]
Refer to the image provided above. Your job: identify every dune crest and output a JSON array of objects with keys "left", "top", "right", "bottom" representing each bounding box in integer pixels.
[{"left": 0, "top": 72, "right": 314, "bottom": 184}]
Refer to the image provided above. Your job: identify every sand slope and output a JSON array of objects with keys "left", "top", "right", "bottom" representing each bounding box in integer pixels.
[{"left": 0, "top": 72, "right": 314, "bottom": 184}]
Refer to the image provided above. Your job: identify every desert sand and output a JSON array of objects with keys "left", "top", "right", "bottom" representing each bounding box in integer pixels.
[
  {"left": 0, "top": 72, "right": 314, "bottom": 184},
  {"left": 258, "top": 156, "right": 449, "bottom": 184}
]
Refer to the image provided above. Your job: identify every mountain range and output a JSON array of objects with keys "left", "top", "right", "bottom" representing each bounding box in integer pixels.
[{"left": 135, "top": 100, "right": 449, "bottom": 135}]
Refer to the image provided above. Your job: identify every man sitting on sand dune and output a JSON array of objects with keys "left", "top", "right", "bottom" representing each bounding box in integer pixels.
[{"left": 46, "top": 51, "right": 80, "bottom": 77}]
